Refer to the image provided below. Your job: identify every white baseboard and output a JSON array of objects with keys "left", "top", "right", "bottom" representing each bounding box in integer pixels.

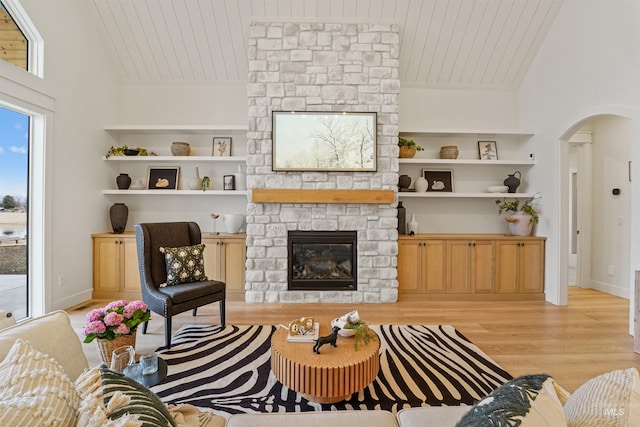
[{"left": 587, "top": 280, "right": 629, "bottom": 299}]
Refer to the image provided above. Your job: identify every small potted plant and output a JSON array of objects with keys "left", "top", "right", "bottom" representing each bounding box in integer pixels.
[
  {"left": 398, "top": 137, "right": 424, "bottom": 158},
  {"left": 105, "top": 145, "right": 157, "bottom": 158},
  {"left": 496, "top": 193, "right": 540, "bottom": 236}
]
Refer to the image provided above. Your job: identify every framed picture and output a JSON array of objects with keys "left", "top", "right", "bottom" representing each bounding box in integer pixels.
[
  {"left": 147, "top": 167, "right": 179, "bottom": 190},
  {"left": 272, "top": 111, "right": 377, "bottom": 171},
  {"left": 223, "top": 175, "right": 235, "bottom": 190},
  {"left": 422, "top": 169, "right": 453, "bottom": 192},
  {"left": 478, "top": 141, "right": 498, "bottom": 160},
  {"left": 213, "top": 137, "right": 232, "bottom": 156}
]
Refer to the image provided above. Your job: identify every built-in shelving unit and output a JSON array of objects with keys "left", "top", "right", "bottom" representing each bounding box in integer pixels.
[
  {"left": 104, "top": 155, "right": 246, "bottom": 162},
  {"left": 398, "top": 128, "right": 536, "bottom": 199},
  {"left": 102, "top": 189, "right": 248, "bottom": 196}
]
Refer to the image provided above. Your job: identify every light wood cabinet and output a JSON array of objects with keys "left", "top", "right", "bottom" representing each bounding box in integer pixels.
[
  {"left": 92, "top": 232, "right": 247, "bottom": 299},
  {"left": 202, "top": 234, "right": 246, "bottom": 296},
  {"left": 92, "top": 232, "right": 141, "bottom": 300},
  {"left": 398, "top": 234, "right": 545, "bottom": 299},
  {"left": 398, "top": 239, "right": 446, "bottom": 294},
  {"left": 446, "top": 239, "right": 494, "bottom": 293},
  {"left": 495, "top": 239, "right": 545, "bottom": 294}
]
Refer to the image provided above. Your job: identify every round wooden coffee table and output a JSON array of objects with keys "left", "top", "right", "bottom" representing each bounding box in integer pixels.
[{"left": 271, "top": 321, "right": 380, "bottom": 404}]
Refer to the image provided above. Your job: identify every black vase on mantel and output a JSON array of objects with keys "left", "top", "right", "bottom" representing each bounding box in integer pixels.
[
  {"left": 110, "top": 203, "right": 128, "bottom": 234},
  {"left": 116, "top": 173, "right": 132, "bottom": 190}
]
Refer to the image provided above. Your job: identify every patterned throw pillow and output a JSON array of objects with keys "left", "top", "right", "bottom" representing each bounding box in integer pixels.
[
  {"left": 0, "top": 338, "right": 80, "bottom": 427},
  {"left": 160, "top": 244, "right": 207, "bottom": 286},
  {"left": 99, "top": 365, "right": 177, "bottom": 427},
  {"left": 456, "top": 374, "right": 569, "bottom": 427},
  {"left": 564, "top": 368, "right": 640, "bottom": 427}
]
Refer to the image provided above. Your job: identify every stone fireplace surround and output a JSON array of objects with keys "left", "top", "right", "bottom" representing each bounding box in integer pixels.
[{"left": 245, "top": 21, "right": 400, "bottom": 304}]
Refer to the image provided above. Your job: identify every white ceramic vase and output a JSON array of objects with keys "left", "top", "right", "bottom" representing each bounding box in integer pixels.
[
  {"left": 234, "top": 165, "right": 246, "bottom": 191},
  {"left": 223, "top": 213, "right": 244, "bottom": 234},
  {"left": 407, "top": 213, "right": 419, "bottom": 234},
  {"left": 506, "top": 213, "right": 532, "bottom": 236},
  {"left": 414, "top": 176, "right": 428, "bottom": 192},
  {"left": 188, "top": 167, "right": 202, "bottom": 190}
]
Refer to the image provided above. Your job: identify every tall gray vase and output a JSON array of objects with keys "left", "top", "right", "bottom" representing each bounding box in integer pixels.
[{"left": 110, "top": 203, "right": 128, "bottom": 234}]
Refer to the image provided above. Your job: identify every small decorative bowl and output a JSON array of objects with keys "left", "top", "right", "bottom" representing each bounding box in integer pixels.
[
  {"left": 123, "top": 149, "right": 139, "bottom": 156},
  {"left": 171, "top": 141, "right": 191, "bottom": 156},
  {"left": 487, "top": 185, "right": 509, "bottom": 193},
  {"left": 331, "top": 318, "right": 356, "bottom": 337}
]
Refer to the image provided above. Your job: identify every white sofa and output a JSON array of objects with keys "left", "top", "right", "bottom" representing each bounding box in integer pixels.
[{"left": 1, "top": 311, "right": 637, "bottom": 427}]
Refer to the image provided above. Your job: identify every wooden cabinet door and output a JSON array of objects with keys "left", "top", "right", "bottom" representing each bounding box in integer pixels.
[
  {"left": 202, "top": 238, "right": 224, "bottom": 282},
  {"left": 495, "top": 241, "right": 519, "bottom": 293},
  {"left": 519, "top": 240, "right": 544, "bottom": 293},
  {"left": 423, "top": 240, "right": 446, "bottom": 293},
  {"left": 221, "top": 237, "right": 246, "bottom": 293},
  {"left": 398, "top": 239, "right": 422, "bottom": 294},
  {"left": 447, "top": 240, "right": 471, "bottom": 293},
  {"left": 120, "top": 237, "right": 141, "bottom": 294},
  {"left": 472, "top": 240, "right": 494, "bottom": 293},
  {"left": 93, "top": 237, "right": 121, "bottom": 293}
]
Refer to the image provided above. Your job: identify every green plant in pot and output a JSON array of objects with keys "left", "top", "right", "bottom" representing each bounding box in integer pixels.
[
  {"left": 496, "top": 193, "right": 541, "bottom": 236},
  {"left": 398, "top": 137, "right": 424, "bottom": 158}
]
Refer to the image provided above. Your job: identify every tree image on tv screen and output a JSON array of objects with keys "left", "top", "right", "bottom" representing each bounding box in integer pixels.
[{"left": 273, "top": 112, "right": 376, "bottom": 171}]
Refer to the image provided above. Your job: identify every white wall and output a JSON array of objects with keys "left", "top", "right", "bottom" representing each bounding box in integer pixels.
[
  {"left": 589, "top": 116, "right": 631, "bottom": 298},
  {"left": 18, "top": 0, "right": 121, "bottom": 312},
  {"left": 518, "top": 0, "right": 640, "bottom": 309}
]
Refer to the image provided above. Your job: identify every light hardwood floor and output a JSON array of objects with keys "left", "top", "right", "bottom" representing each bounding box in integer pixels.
[{"left": 67, "top": 287, "right": 640, "bottom": 392}]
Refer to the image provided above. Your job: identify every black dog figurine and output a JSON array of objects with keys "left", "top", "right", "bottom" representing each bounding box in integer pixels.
[{"left": 313, "top": 326, "right": 341, "bottom": 354}]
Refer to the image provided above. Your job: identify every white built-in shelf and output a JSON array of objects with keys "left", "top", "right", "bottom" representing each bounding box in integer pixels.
[
  {"left": 104, "top": 155, "right": 246, "bottom": 162},
  {"left": 398, "top": 192, "right": 536, "bottom": 199},
  {"left": 104, "top": 125, "right": 248, "bottom": 134},
  {"left": 400, "top": 129, "right": 535, "bottom": 138},
  {"left": 102, "top": 189, "right": 248, "bottom": 196},
  {"left": 399, "top": 158, "right": 535, "bottom": 166}
]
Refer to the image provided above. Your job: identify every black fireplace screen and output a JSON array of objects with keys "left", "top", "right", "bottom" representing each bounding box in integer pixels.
[{"left": 288, "top": 231, "right": 357, "bottom": 291}]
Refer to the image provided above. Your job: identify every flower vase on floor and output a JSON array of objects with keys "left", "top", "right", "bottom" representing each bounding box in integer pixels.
[{"left": 110, "top": 203, "right": 128, "bottom": 234}]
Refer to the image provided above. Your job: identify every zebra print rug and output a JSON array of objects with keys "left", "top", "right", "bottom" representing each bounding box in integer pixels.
[{"left": 151, "top": 324, "right": 511, "bottom": 416}]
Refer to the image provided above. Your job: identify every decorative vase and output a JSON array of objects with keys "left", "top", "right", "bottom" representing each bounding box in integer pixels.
[
  {"left": 407, "top": 213, "right": 419, "bottom": 234},
  {"left": 234, "top": 164, "right": 246, "bottom": 191},
  {"left": 188, "top": 167, "right": 202, "bottom": 190},
  {"left": 399, "top": 146, "right": 416, "bottom": 158},
  {"left": 130, "top": 178, "right": 145, "bottom": 190},
  {"left": 397, "top": 201, "right": 406, "bottom": 234},
  {"left": 504, "top": 171, "right": 521, "bottom": 193},
  {"left": 116, "top": 173, "right": 131, "bottom": 190},
  {"left": 222, "top": 213, "right": 244, "bottom": 234},
  {"left": 171, "top": 141, "right": 191, "bottom": 156},
  {"left": 506, "top": 213, "right": 533, "bottom": 236},
  {"left": 398, "top": 174, "right": 411, "bottom": 191},
  {"left": 109, "top": 203, "right": 128, "bottom": 234},
  {"left": 439, "top": 145, "right": 459, "bottom": 159},
  {"left": 95, "top": 332, "right": 136, "bottom": 366},
  {"left": 414, "top": 176, "right": 428, "bottom": 192}
]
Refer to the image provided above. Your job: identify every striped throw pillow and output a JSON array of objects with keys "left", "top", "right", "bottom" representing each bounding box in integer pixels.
[{"left": 100, "top": 365, "right": 176, "bottom": 427}]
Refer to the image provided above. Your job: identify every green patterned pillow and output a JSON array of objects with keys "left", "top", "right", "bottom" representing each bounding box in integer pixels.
[
  {"left": 159, "top": 244, "right": 207, "bottom": 286},
  {"left": 99, "top": 365, "right": 176, "bottom": 426},
  {"left": 456, "top": 374, "right": 568, "bottom": 427}
]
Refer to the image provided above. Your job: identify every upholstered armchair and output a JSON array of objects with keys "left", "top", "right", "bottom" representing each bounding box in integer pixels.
[{"left": 135, "top": 222, "right": 225, "bottom": 348}]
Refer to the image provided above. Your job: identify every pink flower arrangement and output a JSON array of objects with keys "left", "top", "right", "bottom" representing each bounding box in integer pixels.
[{"left": 82, "top": 300, "right": 151, "bottom": 343}]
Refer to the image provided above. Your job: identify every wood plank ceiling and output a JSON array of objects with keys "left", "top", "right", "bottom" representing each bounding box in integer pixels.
[{"left": 92, "top": 0, "right": 562, "bottom": 89}]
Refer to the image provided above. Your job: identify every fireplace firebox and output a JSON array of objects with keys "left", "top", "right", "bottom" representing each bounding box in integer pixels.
[{"left": 288, "top": 231, "right": 357, "bottom": 291}]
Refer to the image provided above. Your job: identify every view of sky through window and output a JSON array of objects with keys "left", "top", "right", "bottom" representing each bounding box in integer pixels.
[{"left": 0, "top": 107, "right": 28, "bottom": 202}]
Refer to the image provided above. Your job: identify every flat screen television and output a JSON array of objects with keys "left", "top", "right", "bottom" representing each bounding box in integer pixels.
[{"left": 272, "top": 111, "right": 377, "bottom": 172}]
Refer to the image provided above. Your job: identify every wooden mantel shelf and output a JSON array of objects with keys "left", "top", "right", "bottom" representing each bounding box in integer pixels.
[{"left": 251, "top": 189, "right": 395, "bottom": 204}]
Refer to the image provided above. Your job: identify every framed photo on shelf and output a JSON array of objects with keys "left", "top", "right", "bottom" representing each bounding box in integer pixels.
[
  {"left": 223, "top": 175, "right": 235, "bottom": 190},
  {"left": 147, "top": 167, "right": 179, "bottom": 190},
  {"left": 478, "top": 141, "right": 498, "bottom": 160},
  {"left": 422, "top": 169, "right": 453, "bottom": 192},
  {"left": 213, "top": 137, "right": 232, "bottom": 156}
]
